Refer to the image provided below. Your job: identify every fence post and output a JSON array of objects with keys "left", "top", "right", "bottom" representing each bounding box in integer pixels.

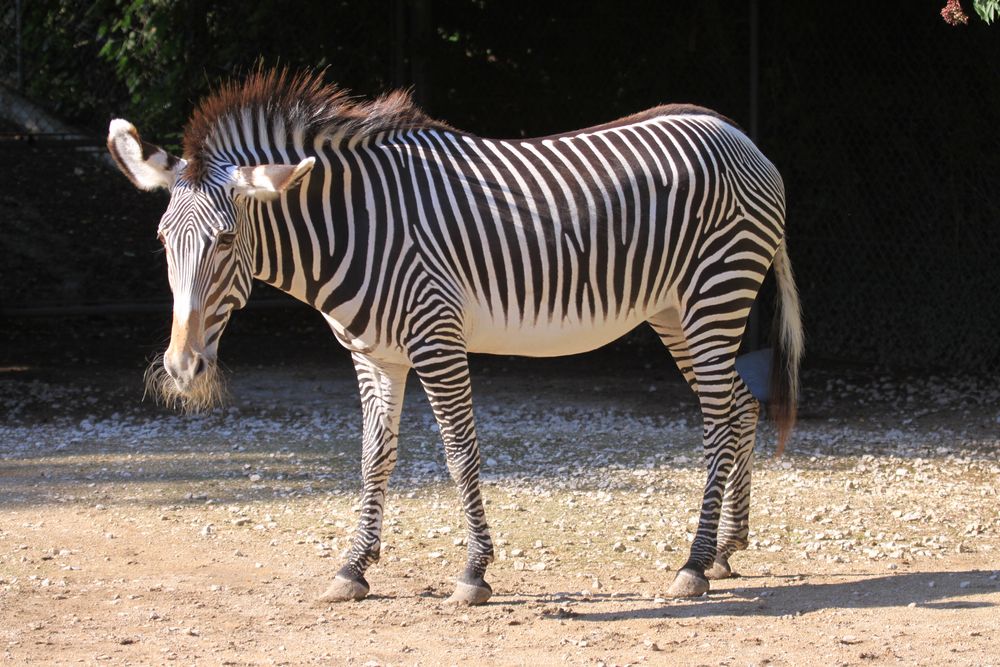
[
  {"left": 15, "top": 0, "right": 23, "bottom": 91},
  {"left": 745, "top": 0, "right": 762, "bottom": 352}
]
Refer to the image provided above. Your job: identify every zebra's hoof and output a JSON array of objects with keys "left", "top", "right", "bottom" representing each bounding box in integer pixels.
[
  {"left": 705, "top": 557, "right": 735, "bottom": 580},
  {"left": 447, "top": 579, "right": 493, "bottom": 605},
  {"left": 666, "top": 568, "right": 710, "bottom": 598},
  {"left": 317, "top": 574, "right": 370, "bottom": 603}
]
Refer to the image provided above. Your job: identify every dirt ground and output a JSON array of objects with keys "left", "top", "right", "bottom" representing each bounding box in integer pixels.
[{"left": 1, "top": 327, "right": 999, "bottom": 666}]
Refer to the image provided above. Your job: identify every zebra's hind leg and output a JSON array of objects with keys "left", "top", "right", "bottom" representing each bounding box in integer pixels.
[
  {"left": 649, "top": 309, "right": 742, "bottom": 598},
  {"left": 319, "top": 354, "right": 409, "bottom": 603},
  {"left": 411, "top": 343, "right": 494, "bottom": 605},
  {"left": 705, "top": 377, "right": 759, "bottom": 580},
  {"left": 667, "top": 353, "right": 741, "bottom": 598}
]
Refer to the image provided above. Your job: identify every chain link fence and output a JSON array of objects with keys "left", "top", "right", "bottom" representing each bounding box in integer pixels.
[
  {"left": 2, "top": 3, "right": 998, "bottom": 371},
  {"left": 759, "top": 5, "right": 1000, "bottom": 371}
]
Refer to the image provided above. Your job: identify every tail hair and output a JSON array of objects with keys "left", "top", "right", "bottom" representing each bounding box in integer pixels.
[{"left": 768, "top": 241, "right": 804, "bottom": 456}]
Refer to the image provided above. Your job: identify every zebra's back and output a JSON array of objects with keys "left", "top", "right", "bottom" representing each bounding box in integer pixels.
[{"left": 383, "top": 110, "right": 784, "bottom": 356}]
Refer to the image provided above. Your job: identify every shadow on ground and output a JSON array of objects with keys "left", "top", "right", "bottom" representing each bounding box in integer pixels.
[{"left": 529, "top": 570, "right": 999, "bottom": 620}]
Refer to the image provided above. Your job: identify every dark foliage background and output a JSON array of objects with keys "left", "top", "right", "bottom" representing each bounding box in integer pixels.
[{"left": 2, "top": 1, "right": 998, "bottom": 371}]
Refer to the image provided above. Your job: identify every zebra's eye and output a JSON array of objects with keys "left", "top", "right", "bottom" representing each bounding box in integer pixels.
[{"left": 216, "top": 232, "right": 236, "bottom": 249}]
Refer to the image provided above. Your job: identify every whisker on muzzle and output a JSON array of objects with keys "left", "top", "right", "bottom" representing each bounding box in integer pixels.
[{"left": 143, "top": 353, "right": 228, "bottom": 414}]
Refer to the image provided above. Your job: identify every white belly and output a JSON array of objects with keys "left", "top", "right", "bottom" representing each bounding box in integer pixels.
[{"left": 465, "top": 307, "right": 652, "bottom": 357}]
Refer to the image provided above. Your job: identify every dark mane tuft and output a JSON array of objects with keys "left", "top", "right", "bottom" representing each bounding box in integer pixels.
[{"left": 182, "top": 67, "right": 450, "bottom": 182}]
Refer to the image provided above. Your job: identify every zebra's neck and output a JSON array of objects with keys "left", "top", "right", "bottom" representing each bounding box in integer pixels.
[{"left": 245, "top": 130, "right": 423, "bottom": 336}]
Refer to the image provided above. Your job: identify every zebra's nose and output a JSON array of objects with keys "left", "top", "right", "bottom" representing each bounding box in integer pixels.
[{"left": 164, "top": 350, "right": 206, "bottom": 390}]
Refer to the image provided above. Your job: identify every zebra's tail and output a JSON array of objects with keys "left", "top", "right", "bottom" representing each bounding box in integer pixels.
[{"left": 769, "top": 241, "right": 803, "bottom": 457}]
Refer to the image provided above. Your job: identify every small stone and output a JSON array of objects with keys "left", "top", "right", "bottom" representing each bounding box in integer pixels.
[
  {"left": 839, "top": 635, "right": 861, "bottom": 645},
  {"left": 612, "top": 542, "right": 626, "bottom": 553}
]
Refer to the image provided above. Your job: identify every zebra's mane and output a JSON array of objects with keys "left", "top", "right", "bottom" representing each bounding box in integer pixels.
[{"left": 182, "top": 68, "right": 451, "bottom": 183}]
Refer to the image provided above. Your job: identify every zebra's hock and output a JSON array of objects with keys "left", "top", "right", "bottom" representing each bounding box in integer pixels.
[{"left": 143, "top": 353, "right": 227, "bottom": 413}]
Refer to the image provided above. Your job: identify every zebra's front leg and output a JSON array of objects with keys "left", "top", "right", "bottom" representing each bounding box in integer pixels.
[
  {"left": 705, "top": 379, "right": 759, "bottom": 580},
  {"left": 319, "top": 354, "right": 409, "bottom": 603},
  {"left": 412, "top": 345, "right": 494, "bottom": 605},
  {"left": 667, "top": 362, "right": 738, "bottom": 598}
]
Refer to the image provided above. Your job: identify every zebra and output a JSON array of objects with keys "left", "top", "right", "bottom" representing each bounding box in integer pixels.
[{"left": 107, "top": 68, "right": 802, "bottom": 605}]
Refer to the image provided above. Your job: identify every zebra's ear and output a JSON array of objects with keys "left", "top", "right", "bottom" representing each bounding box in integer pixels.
[
  {"left": 106, "top": 119, "right": 184, "bottom": 191},
  {"left": 230, "top": 158, "right": 316, "bottom": 202}
]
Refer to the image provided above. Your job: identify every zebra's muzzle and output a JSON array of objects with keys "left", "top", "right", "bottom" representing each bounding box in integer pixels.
[
  {"left": 164, "top": 349, "right": 206, "bottom": 391},
  {"left": 144, "top": 352, "right": 226, "bottom": 413}
]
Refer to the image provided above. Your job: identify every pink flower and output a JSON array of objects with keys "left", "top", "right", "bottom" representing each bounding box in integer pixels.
[{"left": 941, "top": 0, "right": 970, "bottom": 25}]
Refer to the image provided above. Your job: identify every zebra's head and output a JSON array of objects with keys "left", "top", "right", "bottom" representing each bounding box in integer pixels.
[{"left": 107, "top": 119, "right": 314, "bottom": 411}]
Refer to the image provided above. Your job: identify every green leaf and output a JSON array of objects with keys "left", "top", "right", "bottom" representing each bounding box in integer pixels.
[{"left": 973, "top": 0, "right": 1000, "bottom": 23}]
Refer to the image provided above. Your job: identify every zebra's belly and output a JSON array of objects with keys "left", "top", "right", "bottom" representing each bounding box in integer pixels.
[{"left": 465, "top": 309, "right": 652, "bottom": 357}]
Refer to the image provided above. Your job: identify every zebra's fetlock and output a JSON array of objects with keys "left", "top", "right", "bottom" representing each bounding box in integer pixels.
[{"left": 464, "top": 555, "right": 492, "bottom": 579}]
